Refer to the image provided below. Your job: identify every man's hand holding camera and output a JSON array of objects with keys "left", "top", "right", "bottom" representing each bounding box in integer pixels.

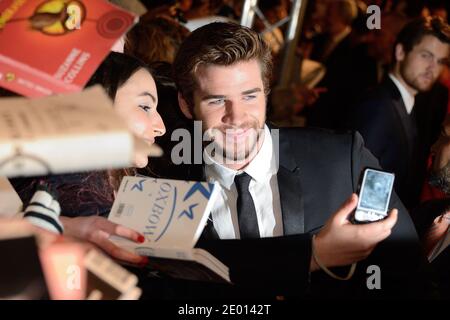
[{"left": 310, "top": 194, "right": 398, "bottom": 272}]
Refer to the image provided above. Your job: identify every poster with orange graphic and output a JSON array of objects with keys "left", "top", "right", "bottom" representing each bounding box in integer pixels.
[{"left": 0, "top": 0, "right": 137, "bottom": 97}]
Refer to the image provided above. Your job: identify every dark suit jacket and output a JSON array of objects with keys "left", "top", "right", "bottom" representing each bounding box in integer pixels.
[
  {"left": 307, "top": 35, "right": 380, "bottom": 130},
  {"left": 138, "top": 127, "right": 432, "bottom": 299},
  {"left": 307, "top": 34, "right": 355, "bottom": 130},
  {"left": 350, "top": 77, "right": 431, "bottom": 210}
]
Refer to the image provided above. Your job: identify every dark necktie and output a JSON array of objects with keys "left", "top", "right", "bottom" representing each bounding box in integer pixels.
[{"left": 234, "top": 172, "right": 260, "bottom": 239}]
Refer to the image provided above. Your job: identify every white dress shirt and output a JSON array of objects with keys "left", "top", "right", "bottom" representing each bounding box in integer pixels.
[
  {"left": 389, "top": 73, "right": 415, "bottom": 114},
  {"left": 204, "top": 125, "right": 283, "bottom": 239}
]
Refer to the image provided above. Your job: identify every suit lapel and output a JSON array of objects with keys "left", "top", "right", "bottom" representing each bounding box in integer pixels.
[
  {"left": 393, "top": 98, "right": 417, "bottom": 153},
  {"left": 387, "top": 78, "right": 417, "bottom": 156},
  {"left": 277, "top": 166, "right": 305, "bottom": 235},
  {"left": 276, "top": 129, "right": 305, "bottom": 235}
]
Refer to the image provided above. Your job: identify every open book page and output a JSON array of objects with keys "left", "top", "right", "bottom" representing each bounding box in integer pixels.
[
  {"left": 125, "top": 246, "right": 230, "bottom": 283},
  {"left": 0, "top": 86, "right": 136, "bottom": 177},
  {"left": 144, "top": 249, "right": 230, "bottom": 283},
  {"left": 109, "top": 176, "right": 219, "bottom": 252},
  {"left": 108, "top": 177, "right": 232, "bottom": 282},
  {"left": 193, "top": 248, "right": 230, "bottom": 282}
]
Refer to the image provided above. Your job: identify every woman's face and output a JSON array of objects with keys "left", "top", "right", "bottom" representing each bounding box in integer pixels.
[{"left": 114, "top": 68, "right": 166, "bottom": 168}]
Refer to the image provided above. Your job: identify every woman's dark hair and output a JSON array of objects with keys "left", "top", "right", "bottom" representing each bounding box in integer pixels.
[
  {"left": 80, "top": 52, "right": 155, "bottom": 214},
  {"left": 11, "top": 53, "right": 156, "bottom": 217},
  {"left": 86, "top": 51, "right": 152, "bottom": 99},
  {"left": 139, "top": 61, "right": 194, "bottom": 179}
]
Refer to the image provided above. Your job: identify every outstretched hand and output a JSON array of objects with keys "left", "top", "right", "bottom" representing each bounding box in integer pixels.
[
  {"left": 311, "top": 194, "right": 398, "bottom": 271},
  {"left": 61, "top": 216, "right": 148, "bottom": 266}
]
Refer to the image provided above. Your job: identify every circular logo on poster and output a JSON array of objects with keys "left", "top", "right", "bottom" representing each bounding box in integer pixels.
[{"left": 96, "top": 10, "right": 133, "bottom": 38}]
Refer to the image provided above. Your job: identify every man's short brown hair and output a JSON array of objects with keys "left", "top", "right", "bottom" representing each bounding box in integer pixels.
[
  {"left": 173, "top": 22, "right": 273, "bottom": 107},
  {"left": 394, "top": 16, "right": 450, "bottom": 62}
]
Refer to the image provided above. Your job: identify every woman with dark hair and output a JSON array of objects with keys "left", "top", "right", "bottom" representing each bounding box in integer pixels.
[
  {"left": 140, "top": 61, "right": 196, "bottom": 180},
  {"left": 86, "top": 52, "right": 165, "bottom": 170},
  {"left": 10, "top": 52, "right": 166, "bottom": 265}
]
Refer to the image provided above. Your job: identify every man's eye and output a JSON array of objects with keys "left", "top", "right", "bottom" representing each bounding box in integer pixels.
[
  {"left": 243, "top": 95, "right": 256, "bottom": 101},
  {"left": 208, "top": 99, "right": 224, "bottom": 106},
  {"left": 421, "top": 53, "right": 432, "bottom": 60}
]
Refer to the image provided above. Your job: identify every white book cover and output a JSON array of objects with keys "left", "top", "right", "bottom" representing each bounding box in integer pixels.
[
  {"left": 109, "top": 176, "right": 219, "bottom": 256},
  {"left": 0, "top": 86, "right": 160, "bottom": 177},
  {"left": 108, "top": 176, "right": 231, "bottom": 283}
]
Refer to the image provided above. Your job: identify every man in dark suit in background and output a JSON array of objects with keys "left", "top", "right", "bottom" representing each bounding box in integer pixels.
[
  {"left": 307, "top": 0, "right": 360, "bottom": 130},
  {"left": 351, "top": 17, "right": 450, "bottom": 210},
  {"left": 145, "top": 22, "right": 433, "bottom": 299}
]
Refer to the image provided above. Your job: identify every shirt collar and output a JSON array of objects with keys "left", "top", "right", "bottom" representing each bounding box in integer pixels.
[
  {"left": 389, "top": 73, "right": 415, "bottom": 114},
  {"left": 204, "top": 125, "right": 276, "bottom": 190}
]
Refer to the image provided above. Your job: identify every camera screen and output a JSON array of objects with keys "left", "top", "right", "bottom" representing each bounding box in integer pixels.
[{"left": 360, "top": 170, "right": 394, "bottom": 212}]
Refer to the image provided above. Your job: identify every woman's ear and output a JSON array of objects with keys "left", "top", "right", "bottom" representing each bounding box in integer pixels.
[{"left": 178, "top": 92, "right": 194, "bottom": 119}]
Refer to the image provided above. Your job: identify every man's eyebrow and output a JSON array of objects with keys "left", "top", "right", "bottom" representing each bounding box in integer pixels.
[
  {"left": 242, "top": 88, "right": 262, "bottom": 95},
  {"left": 420, "top": 49, "right": 449, "bottom": 63},
  {"left": 139, "top": 92, "right": 157, "bottom": 103},
  {"left": 201, "top": 94, "right": 226, "bottom": 101},
  {"left": 420, "top": 49, "right": 435, "bottom": 57},
  {"left": 200, "top": 88, "right": 262, "bottom": 100}
]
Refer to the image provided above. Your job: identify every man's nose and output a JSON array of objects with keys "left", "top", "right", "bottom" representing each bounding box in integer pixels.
[
  {"left": 428, "top": 57, "right": 439, "bottom": 72},
  {"left": 222, "top": 100, "right": 245, "bottom": 125}
]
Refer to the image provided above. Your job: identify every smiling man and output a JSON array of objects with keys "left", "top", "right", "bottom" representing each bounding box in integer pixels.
[
  {"left": 167, "top": 22, "right": 432, "bottom": 299},
  {"left": 351, "top": 16, "right": 450, "bottom": 210},
  {"left": 195, "top": 61, "right": 266, "bottom": 168}
]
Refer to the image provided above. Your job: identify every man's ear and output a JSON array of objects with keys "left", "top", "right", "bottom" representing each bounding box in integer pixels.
[
  {"left": 395, "top": 43, "right": 406, "bottom": 62},
  {"left": 178, "top": 92, "right": 194, "bottom": 120}
]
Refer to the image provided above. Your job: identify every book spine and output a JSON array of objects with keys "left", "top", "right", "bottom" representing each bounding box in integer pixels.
[
  {"left": 0, "top": 132, "right": 133, "bottom": 176},
  {"left": 141, "top": 246, "right": 195, "bottom": 261}
]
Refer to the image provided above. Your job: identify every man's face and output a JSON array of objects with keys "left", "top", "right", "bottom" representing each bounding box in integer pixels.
[
  {"left": 190, "top": 59, "right": 266, "bottom": 166},
  {"left": 398, "top": 35, "right": 450, "bottom": 92}
]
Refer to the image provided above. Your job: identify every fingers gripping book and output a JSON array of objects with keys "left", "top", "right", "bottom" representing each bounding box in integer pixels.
[{"left": 108, "top": 176, "right": 230, "bottom": 283}]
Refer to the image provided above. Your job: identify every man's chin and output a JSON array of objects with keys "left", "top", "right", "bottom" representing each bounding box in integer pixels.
[
  {"left": 414, "top": 79, "right": 435, "bottom": 92},
  {"left": 210, "top": 143, "right": 255, "bottom": 165},
  {"left": 416, "top": 84, "right": 432, "bottom": 92}
]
